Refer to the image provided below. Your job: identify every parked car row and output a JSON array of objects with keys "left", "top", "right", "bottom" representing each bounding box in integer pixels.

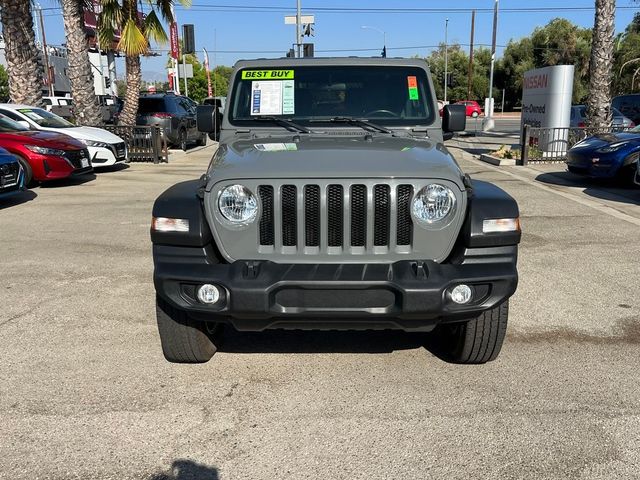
[{"left": 0, "top": 105, "right": 128, "bottom": 200}]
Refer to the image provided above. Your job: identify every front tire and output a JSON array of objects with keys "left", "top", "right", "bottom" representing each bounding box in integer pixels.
[
  {"left": 179, "top": 129, "right": 188, "bottom": 151},
  {"left": 155, "top": 296, "right": 222, "bottom": 363},
  {"left": 196, "top": 133, "right": 207, "bottom": 147},
  {"left": 17, "top": 156, "right": 34, "bottom": 187},
  {"left": 436, "top": 301, "right": 509, "bottom": 364},
  {"left": 471, "top": 111, "right": 479, "bottom": 118}
]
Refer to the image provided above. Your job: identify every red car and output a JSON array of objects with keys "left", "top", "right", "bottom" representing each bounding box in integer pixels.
[
  {"left": 455, "top": 100, "right": 483, "bottom": 117},
  {"left": 0, "top": 114, "right": 92, "bottom": 185}
]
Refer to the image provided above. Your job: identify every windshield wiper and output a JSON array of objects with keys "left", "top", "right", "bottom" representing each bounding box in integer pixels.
[
  {"left": 252, "top": 116, "right": 312, "bottom": 133},
  {"left": 311, "top": 116, "right": 392, "bottom": 134}
]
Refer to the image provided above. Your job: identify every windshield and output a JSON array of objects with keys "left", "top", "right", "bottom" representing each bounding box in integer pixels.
[
  {"left": 18, "top": 108, "right": 75, "bottom": 128},
  {"left": 229, "top": 65, "right": 435, "bottom": 127},
  {"left": 0, "top": 113, "right": 29, "bottom": 132}
]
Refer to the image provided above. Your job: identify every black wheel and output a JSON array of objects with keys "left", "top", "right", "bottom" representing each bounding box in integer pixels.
[
  {"left": 179, "top": 129, "right": 188, "bottom": 151},
  {"left": 155, "top": 296, "right": 223, "bottom": 363},
  {"left": 196, "top": 133, "right": 207, "bottom": 147},
  {"left": 435, "top": 301, "right": 509, "bottom": 364},
  {"left": 17, "top": 155, "right": 34, "bottom": 187}
]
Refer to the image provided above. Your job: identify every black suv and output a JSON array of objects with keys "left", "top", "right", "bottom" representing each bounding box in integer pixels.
[{"left": 136, "top": 93, "right": 207, "bottom": 150}]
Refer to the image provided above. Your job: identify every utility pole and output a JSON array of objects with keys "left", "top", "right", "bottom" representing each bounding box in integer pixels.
[
  {"left": 484, "top": 0, "right": 499, "bottom": 131},
  {"left": 37, "top": 6, "right": 54, "bottom": 96},
  {"left": 467, "top": 10, "right": 476, "bottom": 100},
  {"left": 444, "top": 18, "right": 449, "bottom": 104},
  {"left": 296, "top": 0, "right": 302, "bottom": 58}
]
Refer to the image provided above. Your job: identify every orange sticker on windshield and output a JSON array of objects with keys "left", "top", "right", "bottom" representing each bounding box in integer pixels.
[{"left": 407, "top": 76, "right": 417, "bottom": 88}]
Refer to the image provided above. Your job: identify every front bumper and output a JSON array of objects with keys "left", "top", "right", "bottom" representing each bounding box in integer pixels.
[
  {"left": 153, "top": 244, "right": 518, "bottom": 332},
  {"left": 566, "top": 151, "right": 623, "bottom": 178},
  {"left": 88, "top": 146, "right": 127, "bottom": 167}
]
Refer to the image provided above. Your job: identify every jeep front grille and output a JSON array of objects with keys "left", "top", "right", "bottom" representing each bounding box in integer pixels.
[{"left": 256, "top": 182, "right": 414, "bottom": 252}]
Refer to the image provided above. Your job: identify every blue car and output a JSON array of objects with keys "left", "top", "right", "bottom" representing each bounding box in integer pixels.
[
  {"left": 567, "top": 129, "right": 640, "bottom": 182},
  {"left": 0, "top": 147, "right": 25, "bottom": 199}
]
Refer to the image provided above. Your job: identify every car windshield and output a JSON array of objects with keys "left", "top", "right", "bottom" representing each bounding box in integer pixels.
[
  {"left": 0, "top": 113, "right": 29, "bottom": 132},
  {"left": 229, "top": 65, "right": 435, "bottom": 127},
  {"left": 18, "top": 108, "right": 75, "bottom": 128}
]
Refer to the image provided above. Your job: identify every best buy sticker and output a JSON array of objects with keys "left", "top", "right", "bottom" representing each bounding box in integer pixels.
[{"left": 242, "top": 70, "right": 295, "bottom": 80}]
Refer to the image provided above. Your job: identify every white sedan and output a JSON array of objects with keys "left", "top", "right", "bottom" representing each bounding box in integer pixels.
[{"left": 0, "top": 104, "right": 127, "bottom": 168}]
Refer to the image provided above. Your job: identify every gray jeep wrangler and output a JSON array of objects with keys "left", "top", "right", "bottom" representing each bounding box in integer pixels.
[{"left": 151, "top": 58, "right": 521, "bottom": 364}]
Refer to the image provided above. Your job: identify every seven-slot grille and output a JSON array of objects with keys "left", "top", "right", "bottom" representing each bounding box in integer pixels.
[
  {"left": 257, "top": 183, "right": 414, "bottom": 253},
  {"left": 0, "top": 162, "right": 19, "bottom": 187},
  {"left": 112, "top": 142, "right": 126, "bottom": 159},
  {"left": 64, "top": 149, "right": 90, "bottom": 169}
]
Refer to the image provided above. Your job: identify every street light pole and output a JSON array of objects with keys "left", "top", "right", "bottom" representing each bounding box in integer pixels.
[
  {"left": 484, "top": 0, "right": 499, "bottom": 131},
  {"left": 444, "top": 18, "right": 449, "bottom": 104},
  {"left": 361, "top": 25, "right": 386, "bottom": 58},
  {"left": 296, "top": 0, "right": 302, "bottom": 58}
]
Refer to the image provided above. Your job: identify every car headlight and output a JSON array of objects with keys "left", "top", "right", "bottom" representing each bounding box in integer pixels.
[
  {"left": 24, "top": 145, "right": 67, "bottom": 156},
  {"left": 412, "top": 184, "right": 456, "bottom": 225},
  {"left": 218, "top": 184, "right": 258, "bottom": 224},
  {"left": 80, "top": 139, "right": 110, "bottom": 148},
  {"left": 596, "top": 142, "right": 626, "bottom": 153}
]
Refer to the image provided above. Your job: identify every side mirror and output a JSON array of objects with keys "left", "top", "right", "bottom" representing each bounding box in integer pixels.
[
  {"left": 196, "top": 105, "right": 221, "bottom": 135},
  {"left": 442, "top": 104, "right": 466, "bottom": 133}
]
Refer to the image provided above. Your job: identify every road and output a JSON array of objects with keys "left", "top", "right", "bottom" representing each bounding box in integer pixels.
[{"left": 1, "top": 142, "right": 639, "bottom": 479}]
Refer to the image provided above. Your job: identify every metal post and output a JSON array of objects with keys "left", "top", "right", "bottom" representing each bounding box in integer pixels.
[
  {"left": 444, "top": 18, "right": 449, "bottom": 104},
  {"left": 501, "top": 88, "right": 505, "bottom": 113},
  {"left": 182, "top": 54, "right": 188, "bottom": 97},
  {"left": 296, "top": 0, "right": 302, "bottom": 58},
  {"left": 467, "top": 10, "right": 475, "bottom": 101},
  {"left": 519, "top": 124, "right": 530, "bottom": 166},
  {"left": 485, "top": 0, "right": 499, "bottom": 131},
  {"left": 38, "top": 6, "right": 54, "bottom": 96}
]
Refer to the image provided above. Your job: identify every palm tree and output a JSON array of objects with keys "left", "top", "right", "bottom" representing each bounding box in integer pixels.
[
  {"left": 586, "top": 0, "right": 616, "bottom": 129},
  {"left": 60, "top": 0, "right": 103, "bottom": 126},
  {"left": 98, "top": 0, "right": 190, "bottom": 126},
  {"left": 0, "top": 1, "right": 43, "bottom": 106}
]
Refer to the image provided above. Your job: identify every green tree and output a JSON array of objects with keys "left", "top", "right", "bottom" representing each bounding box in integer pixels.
[
  {"left": 612, "top": 13, "right": 640, "bottom": 94},
  {"left": 98, "top": 0, "right": 191, "bottom": 125}
]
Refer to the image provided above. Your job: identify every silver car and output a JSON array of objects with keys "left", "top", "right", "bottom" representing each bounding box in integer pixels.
[{"left": 570, "top": 105, "right": 634, "bottom": 130}]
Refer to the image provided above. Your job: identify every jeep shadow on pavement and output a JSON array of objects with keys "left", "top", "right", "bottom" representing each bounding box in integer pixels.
[{"left": 150, "top": 58, "right": 522, "bottom": 364}]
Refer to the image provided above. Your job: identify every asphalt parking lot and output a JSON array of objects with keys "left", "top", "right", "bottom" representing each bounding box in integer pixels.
[{"left": 1, "top": 143, "right": 639, "bottom": 479}]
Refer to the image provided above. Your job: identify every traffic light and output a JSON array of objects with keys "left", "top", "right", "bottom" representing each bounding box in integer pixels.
[
  {"left": 303, "top": 43, "right": 314, "bottom": 58},
  {"left": 446, "top": 72, "right": 454, "bottom": 88},
  {"left": 104, "top": 77, "right": 111, "bottom": 89},
  {"left": 381, "top": 46, "right": 387, "bottom": 58}
]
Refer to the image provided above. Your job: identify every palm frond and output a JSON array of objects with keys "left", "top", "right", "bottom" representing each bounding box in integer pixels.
[
  {"left": 117, "top": 17, "right": 149, "bottom": 56},
  {"left": 152, "top": 0, "right": 174, "bottom": 23},
  {"left": 144, "top": 9, "right": 169, "bottom": 45},
  {"left": 99, "top": 0, "right": 124, "bottom": 28}
]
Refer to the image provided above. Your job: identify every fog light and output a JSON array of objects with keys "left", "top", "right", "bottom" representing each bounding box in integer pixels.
[
  {"left": 197, "top": 284, "right": 220, "bottom": 304},
  {"left": 450, "top": 284, "right": 473, "bottom": 305}
]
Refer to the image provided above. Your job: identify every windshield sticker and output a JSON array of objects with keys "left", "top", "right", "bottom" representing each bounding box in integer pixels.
[
  {"left": 254, "top": 143, "right": 298, "bottom": 152},
  {"left": 251, "top": 80, "right": 295, "bottom": 116},
  {"left": 242, "top": 70, "right": 294, "bottom": 80},
  {"left": 407, "top": 76, "right": 419, "bottom": 100},
  {"left": 18, "top": 109, "right": 44, "bottom": 120}
]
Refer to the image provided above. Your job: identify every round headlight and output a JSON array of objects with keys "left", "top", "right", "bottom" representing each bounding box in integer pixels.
[
  {"left": 412, "top": 184, "right": 456, "bottom": 225},
  {"left": 218, "top": 184, "right": 258, "bottom": 224}
]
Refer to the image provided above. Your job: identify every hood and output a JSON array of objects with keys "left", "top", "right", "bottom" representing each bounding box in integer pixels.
[
  {"left": 39, "top": 126, "right": 124, "bottom": 144},
  {"left": 206, "top": 134, "right": 465, "bottom": 190},
  {"left": 0, "top": 130, "right": 85, "bottom": 149},
  {"left": 574, "top": 131, "right": 640, "bottom": 150},
  {"left": 0, "top": 146, "right": 17, "bottom": 164}
]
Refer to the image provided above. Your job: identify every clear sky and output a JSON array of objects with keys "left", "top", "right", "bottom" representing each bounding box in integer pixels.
[{"left": 37, "top": 0, "right": 640, "bottom": 81}]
